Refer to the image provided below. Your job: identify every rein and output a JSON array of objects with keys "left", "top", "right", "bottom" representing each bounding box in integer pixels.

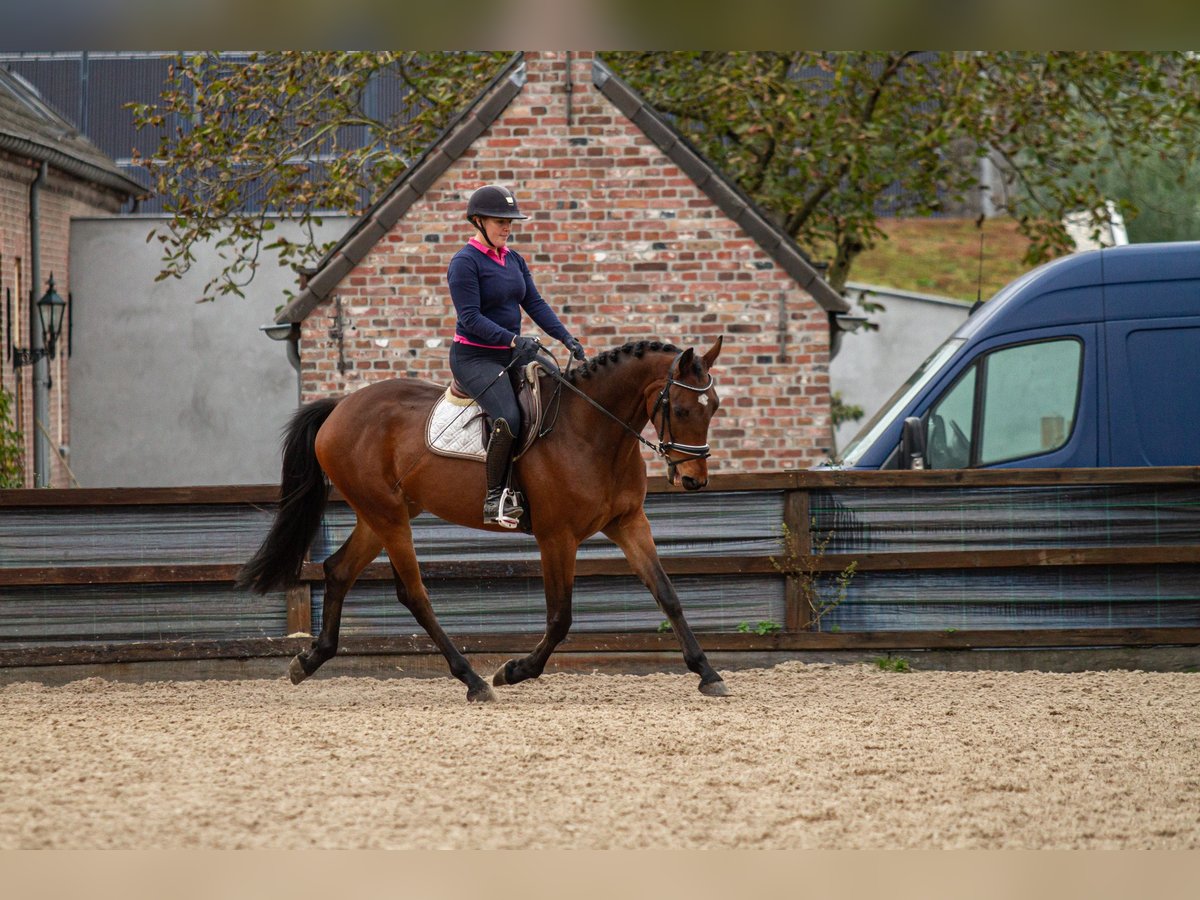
[{"left": 540, "top": 350, "right": 714, "bottom": 476}]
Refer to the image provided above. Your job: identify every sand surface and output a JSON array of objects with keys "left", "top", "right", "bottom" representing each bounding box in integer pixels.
[{"left": 2, "top": 662, "right": 1197, "bottom": 849}]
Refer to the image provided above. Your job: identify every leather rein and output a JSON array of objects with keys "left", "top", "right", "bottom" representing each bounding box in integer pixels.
[{"left": 540, "top": 350, "right": 714, "bottom": 477}]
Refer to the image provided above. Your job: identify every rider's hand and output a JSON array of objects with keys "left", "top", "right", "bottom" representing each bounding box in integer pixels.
[
  {"left": 511, "top": 334, "right": 541, "bottom": 362},
  {"left": 564, "top": 336, "right": 586, "bottom": 361}
]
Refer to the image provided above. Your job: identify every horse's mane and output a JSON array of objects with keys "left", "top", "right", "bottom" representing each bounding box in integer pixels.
[{"left": 566, "top": 340, "right": 680, "bottom": 383}]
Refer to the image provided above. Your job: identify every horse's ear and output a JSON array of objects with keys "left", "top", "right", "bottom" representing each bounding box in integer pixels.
[
  {"left": 677, "top": 347, "right": 696, "bottom": 374},
  {"left": 701, "top": 335, "right": 723, "bottom": 369}
]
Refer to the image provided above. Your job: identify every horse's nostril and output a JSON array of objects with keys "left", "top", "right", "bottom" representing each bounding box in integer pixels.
[{"left": 682, "top": 476, "right": 706, "bottom": 491}]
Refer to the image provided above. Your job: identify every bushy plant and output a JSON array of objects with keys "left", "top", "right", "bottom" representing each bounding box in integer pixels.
[
  {"left": 736, "top": 620, "right": 783, "bottom": 635},
  {"left": 770, "top": 522, "right": 858, "bottom": 632},
  {"left": 0, "top": 388, "right": 24, "bottom": 488}
]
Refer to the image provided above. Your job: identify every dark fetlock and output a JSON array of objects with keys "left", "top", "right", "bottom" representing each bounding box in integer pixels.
[
  {"left": 467, "top": 680, "right": 497, "bottom": 703},
  {"left": 289, "top": 641, "right": 333, "bottom": 685},
  {"left": 492, "top": 658, "right": 520, "bottom": 686},
  {"left": 289, "top": 653, "right": 317, "bottom": 685}
]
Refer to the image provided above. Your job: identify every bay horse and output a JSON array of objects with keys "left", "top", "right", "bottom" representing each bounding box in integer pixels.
[{"left": 238, "top": 337, "right": 728, "bottom": 702}]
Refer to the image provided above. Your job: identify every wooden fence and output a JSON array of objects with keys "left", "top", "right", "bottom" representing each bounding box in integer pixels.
[{"left": 1, "top": 467, "right": 1198, "bottom": 669}]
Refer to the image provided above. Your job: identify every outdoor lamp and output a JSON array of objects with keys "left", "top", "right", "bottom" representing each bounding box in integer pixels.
[
  {"left": 14, "top": 274, "right": 67, "bottom": 368},
  {"left": 36, "top": 275, "right": 67, "bottom": 359}
]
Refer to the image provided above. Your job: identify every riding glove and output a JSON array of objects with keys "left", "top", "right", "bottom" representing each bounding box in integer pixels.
[
  {"left": 564, "top": 336, "right": 587, "bottom": 361},
  {"left": 511, "top": 334, "right": 542, "bottom": 363}
]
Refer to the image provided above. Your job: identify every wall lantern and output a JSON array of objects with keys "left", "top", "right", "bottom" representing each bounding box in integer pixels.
[{"left": 14, "top": 274, "right": 67, "bottom": 370}]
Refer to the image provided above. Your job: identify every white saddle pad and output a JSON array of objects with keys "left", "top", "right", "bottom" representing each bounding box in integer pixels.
[{"left": 425, "top": 389, "right": 487, "bottom": 461}]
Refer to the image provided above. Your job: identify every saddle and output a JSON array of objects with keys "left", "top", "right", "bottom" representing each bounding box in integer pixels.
[{"left": 424, "top": 360, "right": 555, "bottom": 462}]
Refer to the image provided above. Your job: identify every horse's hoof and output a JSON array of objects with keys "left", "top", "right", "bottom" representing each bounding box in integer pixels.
[
  {"left": 492, "top": 659, "right": 515, "bottom": 687},
  {"left": 288, "top": 656, "right": 310, "bottom": 685},
  {"left": 468, "top": 683, "right": 497, "bottom": 703},
  {"left": 699, "top": 679, "right": 730, "bottom": 697}
]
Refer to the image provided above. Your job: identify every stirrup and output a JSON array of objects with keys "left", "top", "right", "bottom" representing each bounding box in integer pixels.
[
  {"left": 495, "top": 488, "right": 524, "bottom": 528},
  {"left": 484, "top": 487, "right": 523, "bottom": 529}
]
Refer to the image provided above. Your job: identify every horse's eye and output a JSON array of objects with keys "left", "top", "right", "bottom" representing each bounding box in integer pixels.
[{"left": 672, "top": 405, "right": 688, "bottom": 418}]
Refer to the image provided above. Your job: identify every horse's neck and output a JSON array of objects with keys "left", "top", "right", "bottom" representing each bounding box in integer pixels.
[{"left": 571, "top": 353, "right": 668, "bottom": 433}]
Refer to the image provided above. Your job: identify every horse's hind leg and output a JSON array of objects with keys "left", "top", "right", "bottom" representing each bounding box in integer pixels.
[
  {"left": 492, "top": 532, "right": 578, "bottom": 688},
  {"left": 381, "top": 510, "right": 496, "bottom": 703},
  {"left": 289, "top": 520, "right": 382, "bottom": 684},
  {"left": 604, "top": 511, "right": 728, "bottom": 696}
]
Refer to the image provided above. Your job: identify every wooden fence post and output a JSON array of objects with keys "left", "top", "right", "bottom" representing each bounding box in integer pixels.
[{"left": 286, "top": 585, "right": 312, "bottom": 636}]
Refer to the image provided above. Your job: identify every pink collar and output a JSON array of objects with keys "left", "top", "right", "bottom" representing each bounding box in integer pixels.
[{"left": 469, "top": 237, "right": 508, "bottom": 265}]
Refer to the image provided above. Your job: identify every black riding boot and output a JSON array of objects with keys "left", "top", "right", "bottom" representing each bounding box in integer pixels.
[{"left": 483, "top": 419, "right": 523, "bottom": 527}]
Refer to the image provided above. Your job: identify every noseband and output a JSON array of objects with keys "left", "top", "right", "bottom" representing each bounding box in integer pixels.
[{"left": 650, "top": 353, "right": 715, "bottom": 478}]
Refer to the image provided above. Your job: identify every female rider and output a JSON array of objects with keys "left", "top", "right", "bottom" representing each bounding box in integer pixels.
[{"left": 447, "top": 184, "right": 587, "bottom": 526}]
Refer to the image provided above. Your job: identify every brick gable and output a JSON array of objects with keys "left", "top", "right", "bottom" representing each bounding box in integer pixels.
[{"left": 298, "top": 51, "right": 838, "bottom": 470}]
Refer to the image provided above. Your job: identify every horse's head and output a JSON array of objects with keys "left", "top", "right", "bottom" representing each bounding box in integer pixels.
[{"left": 649, "top": 336, "right": 723, "bottom": 490}]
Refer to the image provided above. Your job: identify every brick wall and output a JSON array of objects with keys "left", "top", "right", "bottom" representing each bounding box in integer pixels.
[
  {"left": 299, "top": 51, "right": 834, "bottom": 471},
  {"left": 0, "top": 150, "right": 127, "bottom": 487}
]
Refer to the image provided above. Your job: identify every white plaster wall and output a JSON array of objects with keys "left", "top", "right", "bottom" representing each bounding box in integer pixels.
[
  {"left": 830, "top": 283, "right": 972, "bottom": 455},
  {"left": 67, "top": 216, "right": 350, "bottom": 486}
]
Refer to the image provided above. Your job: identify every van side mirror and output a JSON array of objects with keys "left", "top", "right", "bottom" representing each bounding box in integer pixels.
[{"left": 901, "top": 417, "right": 926, "bottom": 470}]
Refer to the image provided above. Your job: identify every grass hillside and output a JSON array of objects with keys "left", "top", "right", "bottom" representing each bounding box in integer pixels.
[{"left": 848, "top": 218, "right": 1037, "bottom": 302}]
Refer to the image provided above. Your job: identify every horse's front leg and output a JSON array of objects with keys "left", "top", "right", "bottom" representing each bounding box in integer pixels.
[
  {"left": 604, "top": 510, "right": 729, "bottom": 696},
  {"left": 492, "top": 533, "right": 578, "bottom": 687}
]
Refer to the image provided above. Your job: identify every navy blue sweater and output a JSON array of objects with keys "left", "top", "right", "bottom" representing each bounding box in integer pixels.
[{"left": 447, "top": 244, "right": 570, "bottom": 348}]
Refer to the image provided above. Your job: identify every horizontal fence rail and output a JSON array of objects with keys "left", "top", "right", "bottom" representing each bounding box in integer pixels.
[{"left": 2, "top": 468, "right": 1199, "bottom": 668}]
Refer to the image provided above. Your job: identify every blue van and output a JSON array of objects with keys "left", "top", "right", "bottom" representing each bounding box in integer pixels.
[{"left": 834, "top": 241, "right": 1200, "bottom": 469}]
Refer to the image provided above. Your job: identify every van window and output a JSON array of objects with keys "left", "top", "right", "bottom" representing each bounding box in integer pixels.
[
  {"left": 925, "top": 338, "right": 1082, "bottom": 468},
  {"left": 837, "top": 337, "right": 966, "bottom": 467},
  {"left": 927, "top": 367, "right": 975, "bottom": 469},
  {"left": 979, "top": 340, "right": 1081, "bottom": 463}
]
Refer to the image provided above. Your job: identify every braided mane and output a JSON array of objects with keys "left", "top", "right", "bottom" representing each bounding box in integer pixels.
[{"left": 566, "top": 340, "right": 680, "bottom": 384}]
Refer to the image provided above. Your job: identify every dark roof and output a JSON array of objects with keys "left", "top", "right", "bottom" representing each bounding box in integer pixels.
[
  {"left": 277, "top": 51, "right": 846, "bottom": 325},
  {"left": 0, "top": 66, "right": 144, "bottom": 199}
]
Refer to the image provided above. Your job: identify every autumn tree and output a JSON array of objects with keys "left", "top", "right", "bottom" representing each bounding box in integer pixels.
[
  {"left": 605, "top": 51, "right": 1200, "bottom": 290},
  {"left": 133, "top": 51, "right": 1200, "bottom": 302},
  {"left": 129, "top": 51, "right": 511, "bottom": 302}
]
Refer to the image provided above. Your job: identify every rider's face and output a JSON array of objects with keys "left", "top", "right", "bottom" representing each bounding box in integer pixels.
[{"left": 480, "top": 216, "right": 513, "bottom": 248}]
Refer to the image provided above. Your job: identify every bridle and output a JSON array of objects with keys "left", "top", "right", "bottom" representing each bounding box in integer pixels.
[
  {"left": 649, "top": 353, "right": 714, "bottom": 478},
  {"left": 543, "top": 350, "right": 714, "bottom": 478}
]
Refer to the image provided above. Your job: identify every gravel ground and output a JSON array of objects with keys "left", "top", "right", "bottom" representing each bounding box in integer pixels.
[{"left": 2, "top": 661, "right": 1197, "bottom": 849}]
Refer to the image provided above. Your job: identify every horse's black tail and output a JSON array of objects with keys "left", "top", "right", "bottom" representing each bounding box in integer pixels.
[{"left": 237, "top": 397, "right": 341, "bottom": 595}]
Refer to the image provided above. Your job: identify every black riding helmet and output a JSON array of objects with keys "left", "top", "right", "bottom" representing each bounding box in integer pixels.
[
  {"left": 467, "top": 185, "right": 528, "bottom": 250},
  {"left": 466, "top": 184, "right": 529, "bottom": 221}
]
